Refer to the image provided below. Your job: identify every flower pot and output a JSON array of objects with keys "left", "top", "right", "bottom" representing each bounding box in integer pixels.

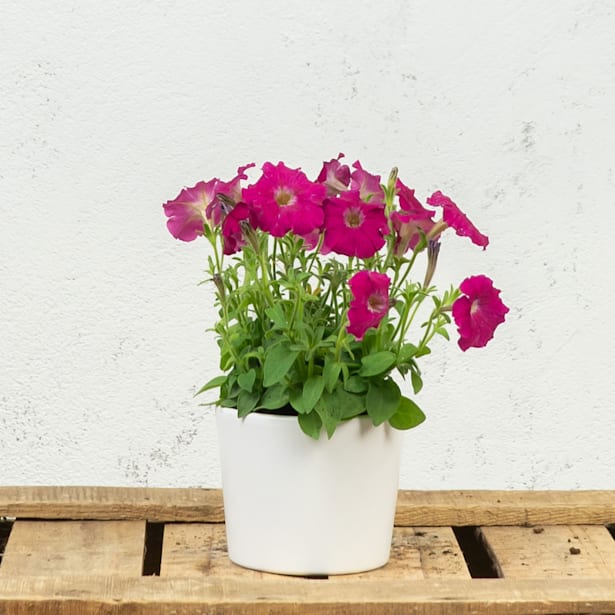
[{"left": 216, "top": 406, "right": 402, "bottom": 576}]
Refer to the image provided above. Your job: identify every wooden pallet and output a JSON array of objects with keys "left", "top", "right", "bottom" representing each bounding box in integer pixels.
[{"left": 1, "top": 487, "right": 614, "bottom": 613}]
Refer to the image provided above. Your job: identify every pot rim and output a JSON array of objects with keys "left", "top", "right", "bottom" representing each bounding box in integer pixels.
[{"left": 216, "top": 405, "right": 375, "bottom": 426}]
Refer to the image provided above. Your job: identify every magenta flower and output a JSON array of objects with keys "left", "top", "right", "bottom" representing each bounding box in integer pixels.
[
  {"left": 347, "top": 270, "right": 391, "bottom": 340},
  {"left": 163, "top": 164, "right": 255, "bottom": 241},
  {"left": 322, "top": 190, "right": 388, "bottom": 258},
  {"left": 205, "top": 163, "right": 255, "bottom": 226},
  {"left": 350, "top": 161, "right": 384, "bottom": 204},
  {"left": 391, "top": 179, "right": 437, "bottom": 254},
  {"left": 221, "top": 202, "right": 252, "bottom": 255},
  {"left": 452, "top": 275, "right": 509, "bottom": 351},
  {"left": 242, "top": 162, "right": 326, "bottom": 237},
  {"left": 426, "top": 191, "right": 489, "bottom": 249},
  {"left": 163, "top": 180, "right": 218, "bottom": 241},
  {"left": 316, "top": 153, "right": 350, "bottom": 196}
]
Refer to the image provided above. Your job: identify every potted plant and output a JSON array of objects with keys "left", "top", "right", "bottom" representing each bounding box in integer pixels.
[{"left": 163, "top": 155, "right": 508, "bottom": 575}]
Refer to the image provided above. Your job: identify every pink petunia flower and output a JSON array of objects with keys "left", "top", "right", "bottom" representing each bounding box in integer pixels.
[
  {"left": 316, "top": 153, "right": 351, "bottom": 196},
  {"left": 205, "top": 163, "right": 255, "bottom": 226},
  {"left": 242, "top": 162, "right": 326, "bottom": 237},
  {"left": 391, "top": 179, "right": 437, "bottom": 254},
  {"left": 163, "top": 164, "right": 255, "bottom": 241},
  {"left": 322, "top": 190, "right": 388, "bottom": 258},
  {"left": 452, "top": 275, "right": 509, "bottom": 351},
  {"left": 163, "top": 180, "right": 218, "bottom": 241},
  {"left": 347, "top": 270, "right": 391, "bottom": 340},
  {"left": 221, "top": 202, "right": 253, "bottom": 255},
  {"left": 350, "top": 161, "right": 384, "bottom": 204},
  {"left": 426, "top": 191, "right": 489, "bottom": 249}
]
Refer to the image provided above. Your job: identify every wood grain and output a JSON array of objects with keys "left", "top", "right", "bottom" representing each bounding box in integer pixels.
[
  {"left": 481, "top": 524, "right": 615, "bottom": 578},
  {"left": 2, "top": 487, "right": 614, "bottom": 525},
  {"left": 0, "top": 521, "right": 145, "bottom": 577},
  {"left": 0, "top": 576, "right": 615, "bottom": 614},
  {"left": 0, "top": 486, "right": 224, "bottom": 522},
  {"left": 349, "top": 527, "right": 470, "bottom": 580},
  {"left": 160, "top": 524, "right": 471, "bottom": 580},
  {"left": 161, "top": 523, "right": 265, "bottom": 579}
]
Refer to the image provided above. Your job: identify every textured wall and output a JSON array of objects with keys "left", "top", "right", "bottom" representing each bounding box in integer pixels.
[{"left": 1, "top": 1, "right": 614, "bottom": 489}]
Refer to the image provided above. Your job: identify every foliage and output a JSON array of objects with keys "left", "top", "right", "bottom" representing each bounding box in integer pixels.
[{"left": 164, "top": 155, "right": 508, "bottom": 438}]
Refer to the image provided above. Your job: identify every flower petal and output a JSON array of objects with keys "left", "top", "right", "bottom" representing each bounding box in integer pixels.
[
  {"left": 452, "top": 275, "right": 508, "bottom": 350},
  {"left": 427, "top": 191, "right": 489, "bottom": 249},
  {"left": 347, "top": 270, "right": 391, "bottom": 340}
]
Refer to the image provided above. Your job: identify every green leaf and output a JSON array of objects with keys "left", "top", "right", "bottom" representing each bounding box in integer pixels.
[
  {"left": 298, "top": 410, "right": 322, "bottom": 439},
  {"left": 415, "top": 346, "right": 431, "bottom": 358},
  {"left": 315, "top": 403, "right": 340, "bottom": 439},
  {"left": 219, "top": 351, "right": 234, "bottom": 371},
  {"left": 265, "top": 304, "right": 287, "bottom": 329},
  {"left": 366, "top": 379, "right": 401, "bottom": 426},
  {"left": 436, "top": 327, "right": 450, "bottom": 341},
  {"left": 194, "top": 375, "right": 226, "bottom": 396},
  {"left": 323, "top": 358, "right": 342, "bottom": 392},
  {"left": 344, "top": 375, "right": 368, "bottom": 394},
  {"left": 237, "top": 389, "right": 260, "bottom": 417},
  {"left": 399, "top": 343, "right": 418, "bottom": 361},
  {"left": 410, "top": 368, "right": 423, "bottom": 394},
  {"left": 329, "top": 386, "right": 365, "bottom": 419},
  {"left": 237, "top": 369, "right": 256, "bottom": 392},
  {"left": 289, "top": 388, "right": 309, "bottom": 414},
  {"left": 263, "top": 344, "right": 299, "bottom": 387},
  {"left": 359, "top": 351, "right": 396, "bottom": 377},
  {"left": 302, "top": 375, "right": 326, "bottom": 412},
  {"left": 389, "top": 396, "right": 426, "bottom": 430},
  {"left": 258, "top": 384, "right": 289, "bottom": 410}
]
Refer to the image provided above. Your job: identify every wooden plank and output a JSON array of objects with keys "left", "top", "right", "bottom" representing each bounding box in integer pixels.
[
  {"left": 0, "top": 521, "right": 145, "bottom": 576},
  {"left": 481, "top": 524, "right": 615, "bottom": 579},
  {"left": 161, "top": 523, "right": 265, "bottom": 578},
  {"left": 1, "top": 576, "right": 615, "bottom": 614},
  {"left": 394, "top": 489, "right": 615, "bottom": 526},
  {"left": 349, "top": 527, "right": 470, "bottom": 580},
  {"left": 161, "top": 525, "right": 470, "bottom": 580},
  {"left": 0, "top": 486, "right": 224, "bottom": 522},
  {"left": 1, "top": 487, "right": 614, "bottom": 525}
]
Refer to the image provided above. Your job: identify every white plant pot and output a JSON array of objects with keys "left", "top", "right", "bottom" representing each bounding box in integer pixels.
[{"left": 216, "top": 406, "right": 402, "bottom": 576}]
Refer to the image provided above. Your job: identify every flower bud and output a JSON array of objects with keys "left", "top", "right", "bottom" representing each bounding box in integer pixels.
[{"left": 423, "top": 240, "right": 441, "bottom": 287}]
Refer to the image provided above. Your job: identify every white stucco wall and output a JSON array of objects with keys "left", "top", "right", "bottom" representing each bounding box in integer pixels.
[{"left": 1, "top": 1, "right": 614, "bottom": 489}]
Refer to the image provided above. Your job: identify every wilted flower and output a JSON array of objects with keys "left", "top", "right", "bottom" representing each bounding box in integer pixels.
[
  {"left": 391, "top": 179, "right": 437, "bottom": 255},
  {"left": 350, "top": 161, "right": 384, "bottom": 204},
  {"left": 316, "top": 153, "right": 351, "bottom": 195}
]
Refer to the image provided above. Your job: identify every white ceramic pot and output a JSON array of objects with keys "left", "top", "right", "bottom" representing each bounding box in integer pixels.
[{"left": 216, "top": 407, "right": 402, "bottom": 576}]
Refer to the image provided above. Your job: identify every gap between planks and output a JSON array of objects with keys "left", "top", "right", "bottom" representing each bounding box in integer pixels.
[{"left": 1, "top": 487, "right": 614, "bottom": 525}]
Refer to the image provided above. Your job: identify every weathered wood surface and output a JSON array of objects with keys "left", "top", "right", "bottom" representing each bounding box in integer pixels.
[
  {"left": 160, "top": 524, "right": 470, "bottom": 580},
  {"left": 1, "top": 488, "right": 614, "bottom": 613},
  {"left": 2, "top": 486, "right": 614, "bottom": 525},
  {"left": 481, "top": 524, "right": 615, "bottom": 578},
  {"left": 1, "top": 576, "right": 615, "bottom": 614},
  {"left": 0, "top": 521, "right": 145, "bottom": 577}
]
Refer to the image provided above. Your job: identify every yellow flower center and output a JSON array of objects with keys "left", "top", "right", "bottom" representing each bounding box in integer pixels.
[
  {"left": 344, "top": 207, "right": 364, "bottom": 228},
  {"left": 275, "top": 188, "right": 295, "bottom": 207}
]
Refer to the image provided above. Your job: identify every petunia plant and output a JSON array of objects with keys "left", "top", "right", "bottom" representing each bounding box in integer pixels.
[{"left": 163, "top": 155, "right": 508, "bottom": 439}]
